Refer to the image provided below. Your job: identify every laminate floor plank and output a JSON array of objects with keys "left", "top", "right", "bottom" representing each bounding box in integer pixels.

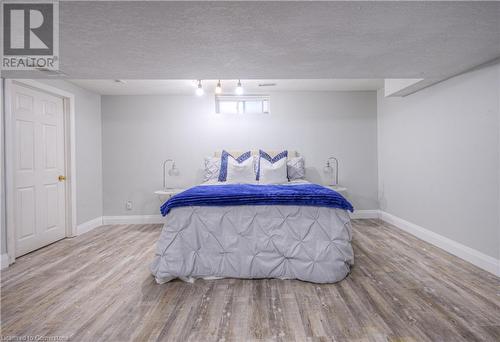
[{"left": 1, "top": 220, "right": 499, "bottom": 341}]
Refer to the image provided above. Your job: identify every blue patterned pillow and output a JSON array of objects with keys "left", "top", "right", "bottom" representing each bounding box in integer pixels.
[
  {"left": 203, "top": 157, "right": 221, "bottom": 182},
  {"left": 257, "top": 150, "right": 288, "bottom": 181},
  {"left": 218, "top": 150, "right": 253, "bottom": 182}
]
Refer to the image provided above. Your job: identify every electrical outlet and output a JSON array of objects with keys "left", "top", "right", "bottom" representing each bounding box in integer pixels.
[{"left": 126, "top": 201, "right": 133, "bottom": 210}]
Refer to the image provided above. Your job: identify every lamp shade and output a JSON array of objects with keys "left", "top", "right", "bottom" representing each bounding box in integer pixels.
[{"left": 168, "top": 163, "right": 180, "bottom": 176}]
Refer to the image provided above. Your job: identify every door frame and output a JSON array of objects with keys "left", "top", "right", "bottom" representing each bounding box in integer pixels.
[{"left": 4, "top": 79, "right": 77, "bottom": 264}]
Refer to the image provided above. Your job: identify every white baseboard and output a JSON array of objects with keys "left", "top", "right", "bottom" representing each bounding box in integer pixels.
[
  {"left": 378, "top": 210, "right": 500, "bottom": 277},
  {"left": 106, "top": 212, "right": 379, "bottom": 223},
  {"left": 102, "top": 215, "right": 164, "bottom": 225},
  {"left": 97, "top": 211, "right": 499, "bottom": 277},
  {"left": 1, "top": 253, "right": 10, "bottom": 270},
  {"left": 76, "top": 216, "right": 104, "bottom": 235},
  {"left": 350, "top": 209, "right": 380, "bottom": 219}
]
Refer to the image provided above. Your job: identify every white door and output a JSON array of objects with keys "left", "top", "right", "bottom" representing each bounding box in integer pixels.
[{"left": 11, "top": 84, "right": 66, "bottom": 257}]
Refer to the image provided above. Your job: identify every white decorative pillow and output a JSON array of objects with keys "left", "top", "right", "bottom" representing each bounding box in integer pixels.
[
  {"left": 258, "top": 150, "right": 288, "bottom": 184},
  {"left": 287, "top": 156, "right": 305, "bottom": 180},
  {"left": 203, "top": 157, "right": 221, "bottom": 182},
  {"left": 226, "top": 155, "right": 255, "bottom": 183},
  {"left": 218, "top": 150, "right": 255, "bottom": 183}
]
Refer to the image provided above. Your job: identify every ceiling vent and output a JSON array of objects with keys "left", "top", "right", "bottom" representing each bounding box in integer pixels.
[
  {"left": 35, "top": 68, "right": 67, "bottom": 77},
  {"left": 258, "top": 83, "right": 277, "bottom": 87}
]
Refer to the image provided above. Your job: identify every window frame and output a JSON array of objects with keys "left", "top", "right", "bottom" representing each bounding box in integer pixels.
[{"left": 215, "top": 94, "right": 270, "bottom": 115}]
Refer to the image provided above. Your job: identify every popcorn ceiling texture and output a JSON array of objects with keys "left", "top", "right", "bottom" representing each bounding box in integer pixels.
[{"left": 4, "top": 1, "right": 500, "bottom": 84}]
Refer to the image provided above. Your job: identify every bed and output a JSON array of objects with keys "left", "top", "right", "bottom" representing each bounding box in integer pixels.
[{"left": 150, "top": 179, "right": 354, "bottom": 284}]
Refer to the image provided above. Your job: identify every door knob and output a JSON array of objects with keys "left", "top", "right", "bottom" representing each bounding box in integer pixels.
[{"left": 58, "top": 175, "right": 66, "bottom": 182}]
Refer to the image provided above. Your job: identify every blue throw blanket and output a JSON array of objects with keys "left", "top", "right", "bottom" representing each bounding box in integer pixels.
[{"left": 161, "top": 184, "right": 353, "bottom": 216}]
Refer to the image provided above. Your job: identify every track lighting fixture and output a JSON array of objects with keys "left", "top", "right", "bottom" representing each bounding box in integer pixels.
[
  {"left": 235, "top": 79, "right": 243, "bottom": 95},
  {"left": 215, "top": 80, "right": 222, "bottom": 94},
  {"left": 195, "top": 80, "right": 204, "bottom": 96}
]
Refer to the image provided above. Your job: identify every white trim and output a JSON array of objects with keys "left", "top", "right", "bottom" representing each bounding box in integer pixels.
[
  {"left": 101, "top": 211, "right": 380, "bottom": 225},
  {"left": 76, "top": 216, "right": 103, "bottom": 236},
  {"left": 4, "top": 79, "right": 77, "bottom": 264},
  {"left": 378, "top": 210, "right": 500, "bottom": 277},
  {"left": 102, "top": 215, "right": 164, "bottom": 225},
  {"left": 103, "top": 210, "right": 379, "bottom": 224},
  {"left": 77, "top": 210, "right": 500, "bottom": 277},
  {"left": 0, "top": 79, "right": 4, "bottom": 264},
  {"left": 5, "top": 80, "right": 14, "bottom": 264},
  {"left": 65, "top": 96, "right": 77, "bottom": 238},
  {"left": 0, "top": 253, "right": 9, "bottom": 270},
  {"left": 103, "top": 211, "right": 380, "bottom": 224},
  {"left": 350, "top": 209, "right": 380, "bottom": 219}
]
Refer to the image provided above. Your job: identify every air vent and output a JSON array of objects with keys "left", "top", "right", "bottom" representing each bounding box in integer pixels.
[
  {"left": 35, "top": 68, "right": 67, "bottom": 77},
  {"left": 258, "top": 83, "right": 277, "bottom": 87}
]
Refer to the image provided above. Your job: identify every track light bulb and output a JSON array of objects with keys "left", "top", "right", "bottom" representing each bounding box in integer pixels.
[
  {"left": 195, "top": 80, "right": 204, "bottom": 96},
  {"left": 235, "top": 79, "right": 243, "bottom": 95},
  {"left": 215, "top": 80, "right": 222, "bottom": 94}
]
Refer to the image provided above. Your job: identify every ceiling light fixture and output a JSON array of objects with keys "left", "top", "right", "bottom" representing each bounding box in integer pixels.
[
  {"left": 235, "top": 79, "right": 243, "bottom": 95},
  {"left": 195, "top": 80, "right": 204, "bottom": 96},
  {"left": 215, "top": 80, "right": 222, "bottom": 94}
]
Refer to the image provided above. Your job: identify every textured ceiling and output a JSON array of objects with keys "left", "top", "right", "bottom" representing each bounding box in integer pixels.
[{"left": 2, "top": 1, "right": 500, "bottom": 80}]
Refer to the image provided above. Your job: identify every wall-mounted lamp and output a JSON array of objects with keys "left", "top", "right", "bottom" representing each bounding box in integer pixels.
[
  {"left": 195, "top": 80, "right": 204, "bottom": 96},
  {"left": 323, "top": 157, "right": 339, "bottom": 186},
  {"left": 162, "top": 159, "right": 179, "bottom": 190}
]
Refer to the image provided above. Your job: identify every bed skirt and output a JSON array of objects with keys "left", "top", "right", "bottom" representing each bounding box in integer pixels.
[{"left": 150, "top": 205, "right": 354, "bottom": 284}]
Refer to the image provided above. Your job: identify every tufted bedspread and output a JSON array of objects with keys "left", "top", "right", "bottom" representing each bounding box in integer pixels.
[{"left": 150, "top": 204, "right": 354, "bottom": 284}]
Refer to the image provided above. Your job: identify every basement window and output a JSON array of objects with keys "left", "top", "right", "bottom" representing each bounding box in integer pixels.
[{"left": 215, "top": 95, "right": 270, "bottom": 114}]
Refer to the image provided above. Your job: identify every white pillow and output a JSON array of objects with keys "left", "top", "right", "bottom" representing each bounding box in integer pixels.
[
  {"left": 259, "top": 157, "right": 288, "bottom": 184},
  {"left": 226, "top": 156, "right": 255, "bottom": 183},
  {"left": 287, "top": 156, "right": 305, "bottom": 180}
]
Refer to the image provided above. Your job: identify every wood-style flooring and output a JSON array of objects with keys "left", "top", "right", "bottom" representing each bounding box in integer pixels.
[{"left": 1, "top": 219, "right": 499, "bottom": 341}]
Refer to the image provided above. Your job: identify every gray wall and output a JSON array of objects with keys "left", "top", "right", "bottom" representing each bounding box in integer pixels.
[
  {"left": 102, "top": 91, "right": 378, "bottom": 216},
  {"left": 377, "top": 64, "right": 500, "bottom": 259}
]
